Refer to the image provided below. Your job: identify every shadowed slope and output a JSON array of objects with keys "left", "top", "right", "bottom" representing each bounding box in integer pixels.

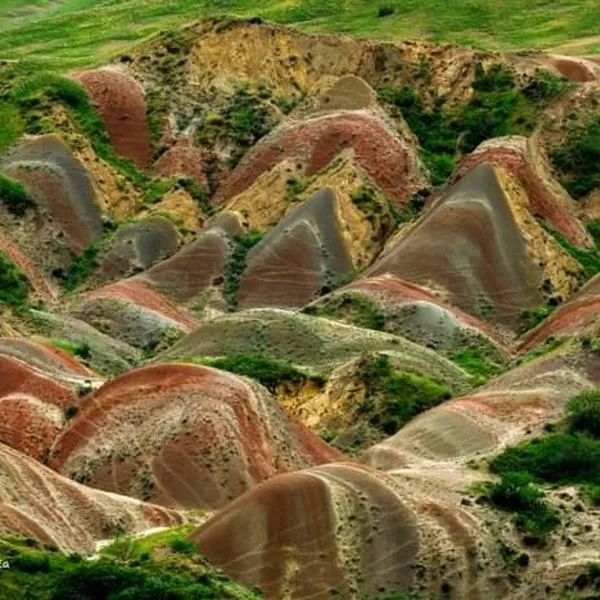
[
  {"left": 0, "top": 443, "right": 183, "bottom": 554},
  {"left": 51, "top": 363, "right": 339, "bottom": 509},
  {"left": 100, "top": 217, "right": 180, "bottom": 280}
]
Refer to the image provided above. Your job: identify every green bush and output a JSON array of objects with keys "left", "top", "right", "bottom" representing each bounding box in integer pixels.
[
  {"left": 544, "top": 224, "right": 600, "bottom": 281},
  {"left": 221, "top": 88, "right": 273, "bottom": 167},
  {"left": 377, "top": 6, "right": 395, "bottom": 18},
  {"left": 0, "top": 172, "right": 35, "bottom": 215},
  {"left": 490, "top": 433, "right": 600, "bottom": 487},
  {"left": 55, "top": 242, "right": 100, "bottom": 292},
  {"left": 168, "top": 538, "right": 196, "bottom": 556},
  {"left": 378, "top": 63, "right": 567, "bottom": 187},
  {"left": 198, "top": 354, "right": 305, "bottom": 391},
  {"left": 357, "top": 355, "right": 452, "bottom": 435},
  {"left": 0, "top": 250, "right": 30, "bottom": 309},
  {"left": 566, "top": 388, "right": 600, "bottom": 438},
  {"left": 487, "top": 472, "right": 559, "bottom": 538},
  {"left": 0, "top": 533, "right": 259, "bottom": 600},
  {"left": 552, "top": 117, "right": 600, "bottom": 199},
  {"left": 223, "top": 231, "right": 262, "bottom": 310},
  {"left": 450, "top": 346, "right": 506, "bottom": 382}
]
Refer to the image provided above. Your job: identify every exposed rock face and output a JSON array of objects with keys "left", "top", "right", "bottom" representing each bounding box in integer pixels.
[
  {"left": 237, "top": 188, "right": 353, "bottom": 309},
  {"left": 369, "top": 162, "right": 580, "bottom": 330},
  {"left": 518, "top": 273, "right": 600, "bottom": 352},
  {"left": 217, "top": 112, "right": 426, "bottom": 207},
  {"left": 310, "top": 274, "right": 507, "bottom": 353},
  {"left": 51, "top": 363, "right": 339, "bottom": 509},
  {"left": 100, "top": 216, "right": 180, "bottom": 280},
  {"left": 74, "top": 69, "right": 151, "bottom": 168},
  {"left": 69, "top": 279, "right": 197, "bottom": 350}
]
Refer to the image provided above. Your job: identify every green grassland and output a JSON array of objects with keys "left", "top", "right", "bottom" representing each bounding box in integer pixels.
[{"left": 1, "top": 1, "right": 599, "bottom": 71}]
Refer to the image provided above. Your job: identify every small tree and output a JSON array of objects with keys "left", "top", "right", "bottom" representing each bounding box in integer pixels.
[{"left": 567, "top": 388, "right": 600, "bottom": 439}]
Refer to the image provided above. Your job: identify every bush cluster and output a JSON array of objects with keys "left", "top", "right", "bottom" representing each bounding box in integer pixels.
[{"left": 357, "top": 355, "right": 451, "bottom": 435}]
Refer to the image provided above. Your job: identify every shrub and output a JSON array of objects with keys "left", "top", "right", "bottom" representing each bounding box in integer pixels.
[
  {"left": 450, "top": 347, "right": 506, "bottom": 381},
  {"left": 221, "top": 87, "right": 272, "bottom": 167},
  {"left": 566, "top": 388, "right": 600, "bottom": 438},
  {"left": 168, "top": 537, "right": 196, "bottom": 556},
  {"left": 223, "top": 231, "right": 263, "bottom": 310},
  {"left": 487, "top": 472, "right": 559, "bottom": 538},
  {"left": 552, "top": 117, "right": 600, "bottom": 199},
  {"left": 0, "top": 250, "right": 30, "bottom": 309},
  {"left": 357, "top": 355, "right": 452, "bottom": 436},
  {"left": 490, "top": 433, "right": 600, "bottom": 487},
  {"left": 305, "top": 293, "right": 385, "bottom": 331},
  {"left": 56, "top": 242, "right": 100, "bottom": 292},
  {"left": 0, "top": 172, "right": 35, "bottom": 215},
  {"left": 199, "top": 354, "right": 305, "bottom": 391}
]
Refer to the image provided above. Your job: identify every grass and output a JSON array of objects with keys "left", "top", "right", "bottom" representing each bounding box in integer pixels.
[
  {"left": 54, "top": 241, "right": 100, "bottom": 292},
  {"left": 449, "top": 346, "right": 507, "bottom": 384},
  {"left": 46, "top": 337, "right": 91, "bottom": 361},
  {"left": 189, "top": 353, "right": 308, "bottom": 391},
  {"left": 0, "top": 531, "right": 260, "bottom": 599},
  {"left": 2, "top": 1, "right": 600, "bottom": 71},
  {"left": 544, "top": 223, "right": 600, "bottom": 281},
  {"left": 552, "top": 116, "right": 600, "bottom": 199}
]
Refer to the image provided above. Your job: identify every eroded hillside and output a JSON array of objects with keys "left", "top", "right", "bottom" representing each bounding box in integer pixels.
[{"left": 0, "top": 17, "right": 600, "bottom": 600}]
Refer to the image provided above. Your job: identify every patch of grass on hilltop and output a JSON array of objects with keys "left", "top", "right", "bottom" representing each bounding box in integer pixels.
[
  {"left": 378, "top": 65, "right": 570, "bottom": 185},
  {"left": 0, "top": 531, "right": 261, "bottom": 600},
  {"left": 486, "top": 387, "right": 600, "bottom": 542},
  {"left": 190, "top": 353, "right": 308, "bottom": 391},
  {"left": 449, "top": 342, "right": 507, "bottom": 384},
  {"left": 0, "top": 250, "right": 30, "bottom": 309},
  {"left": 0, "top": 68, "right": 164, "bottom": 198},
  {"left": 223, "top": 231, "right": 263, "bottom": 310},
  {"left": 304, "top": 292, "right": 386, "bottom": 331},
  {"left": 357, "top": 354, "right": 452, "bottom": 436}
]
